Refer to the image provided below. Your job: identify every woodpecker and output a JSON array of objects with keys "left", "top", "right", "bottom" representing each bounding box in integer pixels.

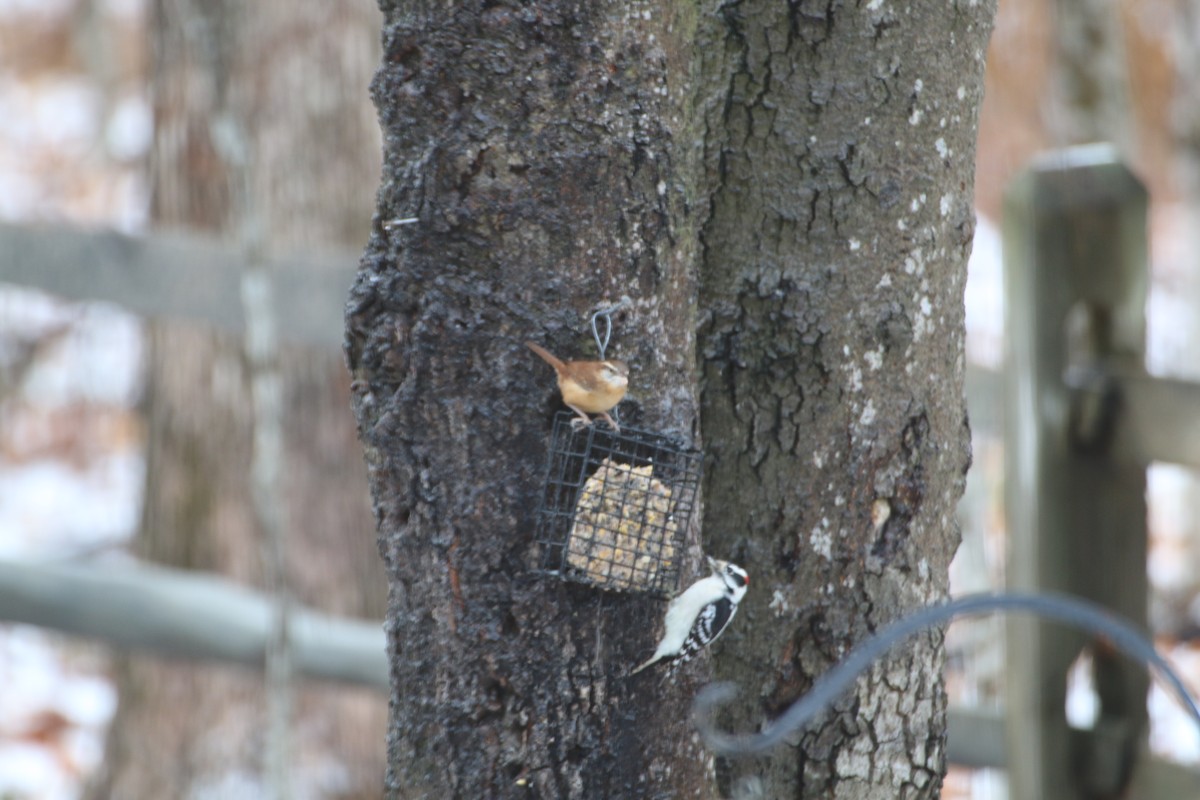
[{"left": 630, "top": 556, "right": 749, "bottom": 676}]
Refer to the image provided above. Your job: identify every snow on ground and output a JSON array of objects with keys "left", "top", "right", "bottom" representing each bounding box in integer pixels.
[
  {"left": 963, "top": 214, "right": 1004, "bottom": 370},
  {"left": 1151, "top": 643, "right": 1200, "bottom": 763},
  {"left": 0, "top": 626, "right": 116, "bottom": 800},
  {"left": 0, "top": 287, "right": 143, "bottom": 558},
  {"left": 0, "top": 2, "right": 148, "bottom": 797},
  {"left": 0, "top": 286, "right": 143, "bottom": 799}
]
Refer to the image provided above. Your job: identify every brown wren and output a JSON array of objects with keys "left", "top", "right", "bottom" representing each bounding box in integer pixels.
[{"left": 525, "top": 341, "right": 629, "bottom": 432}]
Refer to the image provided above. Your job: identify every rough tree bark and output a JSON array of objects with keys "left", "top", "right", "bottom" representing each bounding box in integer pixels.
[
  {"left": 349, "top": 1, "right": 993, "bottom": 798},
  {"left": 85, "top": 2, "right": 387, "bottom": 798},
  {"left": 695, "top": 3, "right": 992, "bottom": 797},
  {"left": 347, "top": 2, "right": 713, "bottom": 796}
]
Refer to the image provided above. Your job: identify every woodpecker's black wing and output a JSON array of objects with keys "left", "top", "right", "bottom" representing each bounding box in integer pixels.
[{"left": 667, "top": 597, "right": 738, "bottom": 673}]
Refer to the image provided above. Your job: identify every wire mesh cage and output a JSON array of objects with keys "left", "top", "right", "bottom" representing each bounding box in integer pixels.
[{"left": 534, "top": 411, "right": 701, "bottom": 595}]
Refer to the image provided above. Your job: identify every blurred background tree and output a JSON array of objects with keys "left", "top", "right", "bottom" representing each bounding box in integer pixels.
[{"left": 82, "top": 2, "right": 388, "bottom": 798}]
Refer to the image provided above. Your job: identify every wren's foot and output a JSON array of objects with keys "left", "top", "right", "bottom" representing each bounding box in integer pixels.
[
  {"left": 598, "top": 412, "right": 621, "bottom": 433},
  {"left": 567, "top": 408, "right": 594, "bottom": 431}
]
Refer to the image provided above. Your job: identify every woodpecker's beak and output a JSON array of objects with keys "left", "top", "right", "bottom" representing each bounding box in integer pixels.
[{"left": 705, "top": 556, "right": 719, "bottom": 572}]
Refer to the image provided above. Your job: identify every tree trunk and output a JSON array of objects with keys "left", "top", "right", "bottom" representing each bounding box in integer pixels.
[
  {"left": 348, "top": 2, "right": 713, "bottom": 796},
  {"left": 694, "top": 3, "right": 991, "bottom": 798},
  {"left": 86, "top": 2, "right": 386, "bottom": 798},
  {"left": 350, "top": 1, "right": 992, "bottom": 798}
]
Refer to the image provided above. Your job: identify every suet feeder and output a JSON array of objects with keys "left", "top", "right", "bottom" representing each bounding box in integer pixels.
[{"left": 534, "top": 411, "right": 701, "bottom": 595}]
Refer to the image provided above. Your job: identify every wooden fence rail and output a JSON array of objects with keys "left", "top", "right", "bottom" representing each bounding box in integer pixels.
[
  {"left": 0, "top": 221, "right": 357, "bottom": 348},
  {"left": 0, "top": 558, "right": 387, "bottom": 689},
  {"left": 7, "top": 221, "right": 1199, "bottom": 468}
]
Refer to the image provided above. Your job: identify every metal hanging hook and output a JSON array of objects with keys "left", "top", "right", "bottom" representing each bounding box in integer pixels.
[{"left": 590, "top": 296, "right": 630, "bottom": 360}]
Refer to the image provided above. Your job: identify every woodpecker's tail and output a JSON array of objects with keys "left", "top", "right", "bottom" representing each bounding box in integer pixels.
[{"left": 628, "top": 656, "right": 658, "bottom": 676}]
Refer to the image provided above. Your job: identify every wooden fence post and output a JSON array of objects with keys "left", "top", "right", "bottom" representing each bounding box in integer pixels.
[{"left": 1002, "top": 144, "right": 1149, "bottom": 798}]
